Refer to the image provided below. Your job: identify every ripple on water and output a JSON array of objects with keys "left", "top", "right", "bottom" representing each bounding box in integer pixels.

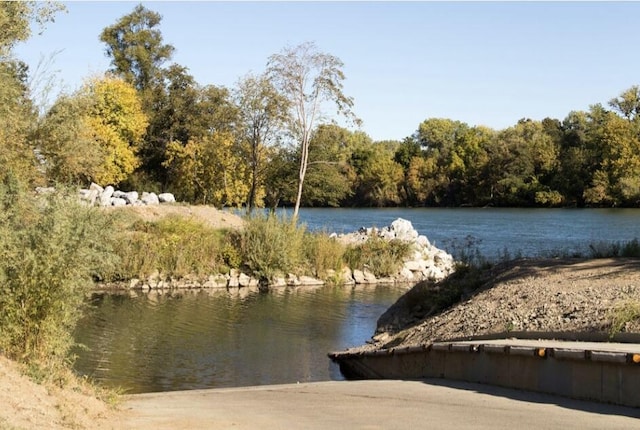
[{"left": 74, "top": 284, "right": 407, "bottom": 393}]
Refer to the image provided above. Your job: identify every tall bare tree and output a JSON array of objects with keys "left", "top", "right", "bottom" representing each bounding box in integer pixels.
[{"left": 266, "top": 41, "right": 359, "bottom": 217}]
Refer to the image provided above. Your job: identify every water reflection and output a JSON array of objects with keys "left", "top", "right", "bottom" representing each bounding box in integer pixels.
[{"left": 73, "top": 284, "right": 408, "bottom": 393}]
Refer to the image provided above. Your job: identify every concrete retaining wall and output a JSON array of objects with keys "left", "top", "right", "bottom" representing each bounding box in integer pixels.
[{"left": 329, "top": 340, "right": 640, "bottom": 408}]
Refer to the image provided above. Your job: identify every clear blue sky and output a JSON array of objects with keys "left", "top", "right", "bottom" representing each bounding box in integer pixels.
[{"left": 14, "top": 1, "right": 640, "bottom": 142}]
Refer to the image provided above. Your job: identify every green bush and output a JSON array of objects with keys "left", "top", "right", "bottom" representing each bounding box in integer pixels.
[
  {"left": 0, "top": 180, "right": 118, "bottom": 376},
  {"left": 343, "top": 237, "right": 412, "bottom": 277},
  {"left": 235, "top": 213, "right": 306, "bottom": 280}
]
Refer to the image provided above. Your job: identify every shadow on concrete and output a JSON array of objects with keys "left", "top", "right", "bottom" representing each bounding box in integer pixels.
[{"left": 420, "top": 378, "right": 640, "bottom": 419}]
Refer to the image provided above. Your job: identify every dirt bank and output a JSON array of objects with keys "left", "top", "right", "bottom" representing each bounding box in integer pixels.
[
  {"left": 361, "top": 258, "right": 640, "bottom": 352},
  {"left": 0, "top": 357, "right": 122, "bottom": 429},
  {"left": 105, "top": 203, "right": 245, "bottom": 230}
]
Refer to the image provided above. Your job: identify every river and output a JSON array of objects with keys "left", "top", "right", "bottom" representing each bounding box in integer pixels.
[{"left": 74, "top": 208, "right": 640, "bottom": 393}]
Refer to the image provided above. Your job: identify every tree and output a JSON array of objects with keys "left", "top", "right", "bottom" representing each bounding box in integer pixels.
[
  {"left": 82, "top": 76, "right": 148, "bottom": 185},
  {"left": 164, "top": 132, "right": 248, "bottom": 206},
  {"left": 36, "top": 93, "right": 102, "bottom": 184},
  {"left": 0, "top": 2, "right": 64, "bottom": 186},
  {"left": 266, "top": 41, "right": 359, "bottom": 217},
  {"left": 234, "top": 73, "right": 288, "bottom": 212},
  {"left": 302, "top": 124, "right": 356, "bottom": 206},
  {"left": 99, "top": 4, "right": 174, "bottom": 96},
  {"left": 609, "top": 85, "right": 640, "bottom": 123},
  {"left": 0, "top": 1, "right": 65, "bottom": 58}
]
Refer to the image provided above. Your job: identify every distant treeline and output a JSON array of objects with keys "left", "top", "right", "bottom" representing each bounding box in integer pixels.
[{"left": 3, "top": 4, "right": 640, "bottom": 208}]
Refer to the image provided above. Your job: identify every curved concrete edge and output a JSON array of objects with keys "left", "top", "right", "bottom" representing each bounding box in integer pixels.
[{"left": 329, "top": 339, "right": 640, "bottom": 407}]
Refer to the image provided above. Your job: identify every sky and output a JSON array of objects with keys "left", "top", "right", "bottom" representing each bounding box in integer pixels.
[{"left": 13, "top": 1, "right": 640, "bottom": 142}]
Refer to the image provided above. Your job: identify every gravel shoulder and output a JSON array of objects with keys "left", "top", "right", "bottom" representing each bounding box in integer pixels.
[{"left": 365, "top": 257, "right": 640, "bottom": 351}]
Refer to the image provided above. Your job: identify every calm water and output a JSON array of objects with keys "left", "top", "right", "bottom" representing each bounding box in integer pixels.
[
  {"left": 74, "top": 284, "right": 407, "bottom": 394},
  {"left": 293, "top": 207, "right": 640, "bottom": 259},
  {"left": 75, "top": 208, "right": 640, "bottom": 393}
]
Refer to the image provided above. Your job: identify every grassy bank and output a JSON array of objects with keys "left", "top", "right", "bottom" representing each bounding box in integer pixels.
[{"left": 98, "top": 211, "right": 412, "bottom": 284}]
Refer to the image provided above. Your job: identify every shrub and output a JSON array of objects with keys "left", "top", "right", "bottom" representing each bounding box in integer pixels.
[
  {"left": 303, "top": 232, "right": 345, "bottom": 279},
  {"left": 343, "top": 237, "right": 412, "bottom": 277},
  {"left": 106, "top": 215, "right": 227, "bottom": 280},
  {"left": 589, "top": 238, "right": 640, "bottom": 258},
  {"left": 235, "top": 213, "right": 306, "bottom": 280},
  {"left": 0, "top": 180, "right": 118, "bottom": 376}
]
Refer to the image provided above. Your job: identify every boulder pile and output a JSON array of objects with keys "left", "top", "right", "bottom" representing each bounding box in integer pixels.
[
  {"left": 331, "top": 218, "right": 455, "bottom": 283},
  {"left": 77, "top": 183, "right": 175, "bottom": 207}
]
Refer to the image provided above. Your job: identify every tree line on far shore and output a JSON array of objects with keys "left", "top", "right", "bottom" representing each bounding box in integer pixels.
[{"left": 3, "top": 4, "right": 640, "bottom": 210}]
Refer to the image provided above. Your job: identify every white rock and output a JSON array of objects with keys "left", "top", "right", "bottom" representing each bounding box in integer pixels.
[
  {"left": 141, "top": 192, "right": 160, "bottom": 205},
  {"left": 158, "top": 193, "right": 175, "bottom": 203},
  {"left": 238, "top": 273, "right": 251, "bottom": 287},
  {"left": 124, "top": 191, "right": 139, "bottom": 204},
  {"left": 100, "top": 186, "right": 114, "bottom": 206},
  {"left": 298, "top": 276, "right": 324, "bottom": 286},
  {"left": 90, "top": 183, "right": 103, "bottom": 194},
  {"left": 111, "top": 197, "right": 127, "bottom": 207},
  {"left": 390, "top": 218, "right": 418, "bottom": 241}
]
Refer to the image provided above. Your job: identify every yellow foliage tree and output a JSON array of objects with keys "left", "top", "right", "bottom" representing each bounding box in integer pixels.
[
  {"left": 82, "top": 76, "right": 148, "bottom": 185},
  {"left": 164, "top": 131, "right": 249, "bottom": 206}
]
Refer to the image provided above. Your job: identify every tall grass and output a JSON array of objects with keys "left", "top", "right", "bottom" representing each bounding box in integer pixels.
[
  {"left": 0, "top": 179, "right": 118, "bottom": 379},
  {"left": 106, "top": 216, "right": 229, "bottom": 280},
  {"left": 303, "top": 231, "right": 345, "bottom": 279},
  {"left": 343, "top": 237, "right": 412, "bottom": 277},
  {"left": 234, "top": 213, "right": 306, "bottom": 280}
]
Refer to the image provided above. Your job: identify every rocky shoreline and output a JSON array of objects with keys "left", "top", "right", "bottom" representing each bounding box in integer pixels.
[{"left": 98, "top": 218, "right": 457, "bottom": 290}]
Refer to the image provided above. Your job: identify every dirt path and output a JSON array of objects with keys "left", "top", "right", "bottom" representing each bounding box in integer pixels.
[{"left": 105, "top": 204, "right": 245, "bottom": 230}]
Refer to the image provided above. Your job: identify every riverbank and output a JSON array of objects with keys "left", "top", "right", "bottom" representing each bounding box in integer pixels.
[
  {"left": 3, "top": 258, "right": 640, "bottom": 428},
  {"left": 338, "top": 257, "right": 640, "bottom": 354}
]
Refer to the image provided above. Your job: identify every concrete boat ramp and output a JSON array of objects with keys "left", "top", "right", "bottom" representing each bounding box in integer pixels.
[
  {"left": 120, "top": 339, "right": 640, "bottom": 429},
  {"left": 122, "top": 379, "right": 639, "bottom": 430}
]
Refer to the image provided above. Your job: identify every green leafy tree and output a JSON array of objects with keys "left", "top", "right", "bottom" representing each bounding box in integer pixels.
[
  {"left": 36, "top": 93, "right": 102, "bottom": 184},
  {"left": 266, "top": 41, "right": 359, "bottom": 217},
  {"left": 234, "top": 73, "right": 289, "bottom": 212},
  {"left": 99, "top": 4, "right": 174, "bottom": 95},
  {"left": 299, "top": 124, "right": 355, "bottom": 207}
]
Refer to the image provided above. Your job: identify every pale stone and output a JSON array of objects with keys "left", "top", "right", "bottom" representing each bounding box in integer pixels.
[
  {"left": 298, "top": 276, "right": 324, "bottom": 286},
  {"left": 238, "top": 273, "right": 251, "bottom": 287},
  {"left": 404, "top": 261, "right": 423, "bottom": 272},
  {"left": 100, "top": 186, "right": 114, "bottom": 206},
  {"left": 124, "top": 191, "right": 139, "bottom": 204},
  {"left": 271, "top": 277, "right": 287, "bottom": 287},
  {"left": 141, "top": 192, "right": 160, "bottom": 205},
  {"left": 89, "top": 183, "right": 103, "bottom": 194},
  {"left": 111, "top": 197, "right": 127, "bottom": 207},
  {"left": 158, "top": 193, "right": 176, "bottom": 203},
  {"left": 363, "top": 269, "right": 378, "bottom": 284},
  {"left": 228, "top": 275, "right": 239, "bottom": 288},
  {"left": 353, "top": 270, "right": 366, "bottom": 284},
  {"left": 286, "top": 273, "right": 301, "bottom": 286}
]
